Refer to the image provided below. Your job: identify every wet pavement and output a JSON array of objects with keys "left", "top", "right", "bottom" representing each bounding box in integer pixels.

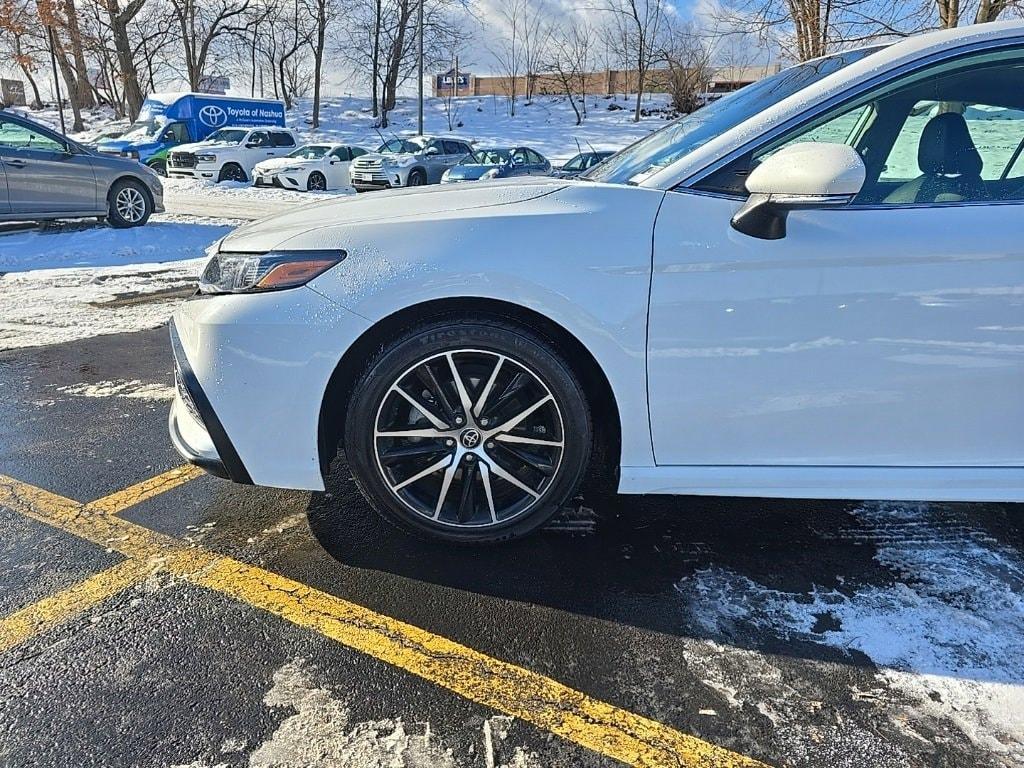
[{"left": 1, "top": 326, "right": 1021, "bottom": 767}]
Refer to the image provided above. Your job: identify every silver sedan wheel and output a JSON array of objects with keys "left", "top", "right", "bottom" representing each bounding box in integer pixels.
[
  {"left": 114, "top": 186, "right": 146, "bottom": 223},
  {"left": 373, "top": 349, "right": 565, "bottom": 528}
]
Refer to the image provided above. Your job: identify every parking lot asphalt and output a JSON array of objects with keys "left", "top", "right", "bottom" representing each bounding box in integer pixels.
[{"left": 1, "top": 326, "right": 1021, "bottom": 768}]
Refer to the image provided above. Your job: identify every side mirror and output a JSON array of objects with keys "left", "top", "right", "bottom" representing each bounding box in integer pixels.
[
  {"left": 425, "top": 146, "right": 439, "bottom": 156},
  {"left": 730, "top": 143, "right": 866, "bottom": 240}
]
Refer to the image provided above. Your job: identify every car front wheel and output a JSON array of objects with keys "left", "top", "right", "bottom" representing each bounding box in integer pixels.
[
  {"left": 344, "top": 318, "right": 592, "bottom": 543},
  {"left": 106, "top": 179, "right": 151, "bottom": 228}
]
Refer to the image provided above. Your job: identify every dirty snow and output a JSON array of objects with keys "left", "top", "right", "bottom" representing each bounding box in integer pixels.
[
  {"left": 676, "top": 501, "right": 1024, "bottom": 762},
  {"left": 174, "top": 658, "right": 540, "bottom": 768},
  {"left": 56, "top": 379, "right": 175, "bottom": 401}
]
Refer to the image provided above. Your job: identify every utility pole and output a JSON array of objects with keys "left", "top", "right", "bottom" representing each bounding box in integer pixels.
[
  {"left": 46, "top": 25, "right": 66, "bottom": 135},
  {"left": 417, "top": 0, "right": 424, "bottom": 134}
]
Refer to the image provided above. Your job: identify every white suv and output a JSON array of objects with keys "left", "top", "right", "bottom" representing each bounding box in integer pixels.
[
  {"left": 350, "top": 135, "right": 472, "bottom": 191},
  {"left": 167, "top": 127, "right": 299, "bottom": 183}
]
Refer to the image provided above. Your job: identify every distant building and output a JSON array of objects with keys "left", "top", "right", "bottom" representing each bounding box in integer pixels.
[{"left": 432, "top": 64, "right": 781, "bottom": 99}]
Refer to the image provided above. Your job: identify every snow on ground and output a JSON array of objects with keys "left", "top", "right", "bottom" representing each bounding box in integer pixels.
[
  {"left": 0, "top": 218, "right": 232, "bottom": 273},
  {"left": 0, "top": 217, "right": 232, "bottom": 350},
  {"left": 676, "top": 501, "right": 1024, "bottom": 762}
]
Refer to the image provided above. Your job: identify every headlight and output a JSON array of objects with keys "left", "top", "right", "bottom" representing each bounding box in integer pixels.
[
  {"left": 121, "top": 150, "right": 140, "bottom": 159},
  {"left": 280, "top": 166, "right": 301, "bottom": 173},
  {"left": 481, "top": 168, "right": 500, "bottom": 179},
  {"left": 197, "top": 153, "right": 217, "bottom": 163},
  {"left": 198, "top": 249, "right": 346, "bottom": 294},
  {"left": 384, "top": 155, "right": 415, "bottom": 168}
]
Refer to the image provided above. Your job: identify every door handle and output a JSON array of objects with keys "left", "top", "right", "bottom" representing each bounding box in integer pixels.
[{"left": 4, "top": 159, "right": 27, "bottom": 168}]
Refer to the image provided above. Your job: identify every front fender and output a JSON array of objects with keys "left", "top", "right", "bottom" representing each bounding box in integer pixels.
[{"left": 306, "top": 182, "right": 667, "bottom": 467}]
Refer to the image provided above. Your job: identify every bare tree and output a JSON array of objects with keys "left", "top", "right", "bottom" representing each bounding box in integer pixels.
[
  {"left": 308, "top": 0, "right": 337, "bottom": 127},
  {"left": 658, "top": 21, "right": 712, "bottom": 114},
  {"left": 932, "top": 0, "right": 1022, "bottom": 25},
  {"left": 0, "top": 0, "right": 45, "bottom": 107},
  {"left": 520, "top": 9, "right": 550, "bottom": 103},
  {"left": 547, "top": 22, "right": 592, "bottom": 126},
  {"left": 488, "top": 0, "right": 528, "bottom": 116},
  {"left": 168, "top": 0, "right": 250, "bottom": 90},
  {"left": 599, "top": 0, "right": 668, "bottom": 121},
  {"left": 103, "top": 0, "right": 148, "bottom": 117}
]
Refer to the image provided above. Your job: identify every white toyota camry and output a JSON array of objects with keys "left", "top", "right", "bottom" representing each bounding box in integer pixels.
[
  {"left": 252, "top": 143, "right": 367, "bottom": 191},
  {"left": 170, "top": 22, "right": 1024, "bottom": 543}
]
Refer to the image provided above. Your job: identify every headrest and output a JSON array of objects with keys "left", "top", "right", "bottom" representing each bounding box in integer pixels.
[{"left": 918, "top": 112, "right": 983, "bottom": 177}]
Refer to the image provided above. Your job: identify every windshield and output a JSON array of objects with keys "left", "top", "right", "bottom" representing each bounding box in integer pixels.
[
  {"left": 206, "top": 129, "right": 247, "bottom": 144},
  {"left": 464, "top": 149, "right": 511, "bottom": 165},
  {"left": 586, "top": 46, "right": 885, "bottom": 185},
  {"left": 562, "top": 154, "right": 586, "bottom": 171},
  {"left": 289, "top": 145, "right": 330, "bottom": 159},
  {"left": 377, "top": 138, "right": 425, "bottom": 154},
  {"left": 119, "top": 120, "right": 160, "bottom": 141}
]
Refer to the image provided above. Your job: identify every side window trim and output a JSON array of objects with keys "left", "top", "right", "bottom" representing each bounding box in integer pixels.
[{"left": 682, "top": 36, "right": 1024, "bottom": 196}]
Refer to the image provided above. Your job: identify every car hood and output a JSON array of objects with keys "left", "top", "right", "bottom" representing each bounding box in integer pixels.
[
  {"left": 217, "top": 178, "right": 568, "bottom": 252},
  {"left": 355, "top": 152, "right": 418, "bottom": 164},
  {"left": 255, "top": 157, "right": 313, "bottom": 172},
  {"left": 446, "top": 164, "right": 502, "bottom": 180},
  {"left": 96, "top": 138, "right": 159, "bottom": 153},
  {"left": 174, "top": 140, "right": 240, "bottom": 153}
]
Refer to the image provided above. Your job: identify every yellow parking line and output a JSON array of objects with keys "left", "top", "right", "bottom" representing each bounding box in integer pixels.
[
  {"left": 0, "top": 559, "right": 153, "bottom": 653},
  {"left": 86, "top": 465, "right": 204, "bottom": 516},
  {"left": 0, "top": 472, "right": 769, "bottom": 768}
]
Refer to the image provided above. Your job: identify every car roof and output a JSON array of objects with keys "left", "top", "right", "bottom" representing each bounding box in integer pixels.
[{"left": 641, "top": 19, "right": 1024, "bottom": 190}]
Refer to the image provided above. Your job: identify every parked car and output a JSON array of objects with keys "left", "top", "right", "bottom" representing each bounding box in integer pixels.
[
  {"left": 349, "top": 136, "right": 473, "bottom": 191},
  {"left": 441, "top": 146, "right": 551, "bottom": 183},
  {"left": 169, "top": 21, "right": 1024, "bottom": 544},
  {"left": 96, "top": 93, "right": 286, "bottom": 176},
  {"left": 0, "top": 110, "right": 163, "bottom": 227},
  {"left": 252, "top": 143, "right": 368, "bottom": 191},
  {"left": 551, "top": 150, "right": 614, "bottom": 178},
  {"left": 167, "top": 126, "right": 298, "bottom": 183}
]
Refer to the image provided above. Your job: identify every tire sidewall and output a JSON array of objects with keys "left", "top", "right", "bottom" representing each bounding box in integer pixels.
[
  {"left": 344, "top": 320, "right": 591, "bottom": 543},
  {"left": 218, "top": 163, "right": 247, "bottom": 183},
  {"left": 106, "top": 179, "right": 151, "bottom": 228}
]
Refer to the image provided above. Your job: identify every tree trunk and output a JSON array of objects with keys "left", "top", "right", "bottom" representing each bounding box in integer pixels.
[
  {"left": 311, "top": 0, "right": 326, "bottom": 128},
  {"left": 106, "top": 0, "right": 147, "bottom": 119},
  {"left": 63, "top": 0, "right": 95, "bottom": 108},
  {"left": 371, "top": 0, "right": 381, "bottom": 119}
]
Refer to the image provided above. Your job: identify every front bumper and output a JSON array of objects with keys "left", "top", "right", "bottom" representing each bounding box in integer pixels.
[
  {"left": 168, "top": 288, "right": 372, "bottom": 491},
  {"left": 169, "top": 320, "right": 250, "bottom": 482}
]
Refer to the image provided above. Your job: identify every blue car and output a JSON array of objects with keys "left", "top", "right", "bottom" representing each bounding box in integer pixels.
[{"left": 441, "top": 146, "right": 551, "bottom": 183}]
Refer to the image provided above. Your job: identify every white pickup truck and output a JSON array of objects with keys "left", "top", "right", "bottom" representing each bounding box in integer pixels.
[{"left": 167, "top": 127, "right": 299, "bottom": 183}]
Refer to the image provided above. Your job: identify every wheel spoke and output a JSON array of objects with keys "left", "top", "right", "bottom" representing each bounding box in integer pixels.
[
  {"left": 486, "top": 458, "right": 541, "bottom": 499},
  {"left": 495, "top": 443, "right": 556, "bottom": 476},
  {"left": 485, "top": 371, "right": 529, "bottom": 418},
  {"left": 473, "top": 355, "right": 504, "bottom": 417},
  {"left": 392, "top": 386, "right": 449, "bottom": 430},
  {"left": 456, "top": 461, "right": 478, "bottom": 522},
  {"left": 446, "top": 353, "right": 475, "bottom": 417},
  {"left": 375, "top": 428, "right": 447, "bottom": 439},
  {"left": 489, "top": 394, "right": 553, "bottom": 436},
  {"left": 392, "top": 455, "right": 452, "bottom": 492},
  {"left": 433, "top": 460, "right": 459, "bottom": 519},
  {"left": 416, "top": 364, "right": 457, "bottom": 424},
  {"left": 477, "top": 461, "right": 498, "bottom": 522},
  {"left": 495, "top": 434, "right": 563, "bottom": 448},
  {"left": 378, "top": 442, "right": 449, "bottom": 464}
]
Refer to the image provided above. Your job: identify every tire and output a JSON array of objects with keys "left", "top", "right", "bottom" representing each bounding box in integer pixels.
[
  {"left": 307, "top": 171, "right": 327, "bottom": 191},
  {"left": 218, "top": 163, "right": 247, "bottom": 183},
  {"left": 148, "top": 159, "right": 167, "bottom": 176},
  {"left": 106, "top": 179, "right": 152, "bottom": 228},
  {"left": 344, "top": 318, "right": 592, "bottom": 544},
  {"left": 406, "top": 169, "right": 426, "bottom": 186}
]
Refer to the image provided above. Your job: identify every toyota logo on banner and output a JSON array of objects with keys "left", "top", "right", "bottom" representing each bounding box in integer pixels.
[{"left": 198, "top": 105, "right": 228, "bottom": 128}]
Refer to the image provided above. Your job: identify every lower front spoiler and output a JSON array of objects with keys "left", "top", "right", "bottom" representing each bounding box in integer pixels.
[{"left": 169, "top": 319, "right": 252, "bottom": 484}]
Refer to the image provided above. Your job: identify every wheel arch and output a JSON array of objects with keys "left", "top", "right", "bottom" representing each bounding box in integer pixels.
[
  {"left": 106, "top": 174, "right": 154, "bottom": 210},
  {"left": 317, "top": 297, "right": 622, "bottom": 489}
]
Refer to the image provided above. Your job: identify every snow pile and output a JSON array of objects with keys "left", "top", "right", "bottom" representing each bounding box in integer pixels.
[
  {"left": 56, "top": 379, "right": 176, "bottom": 401},
  {"left": 676, "top": 501, "right": 1024, "bottom": 760},
  {"left": 0, "top": 218, "right": 232, "bottom": 350},
  {"left": 0, "top": 220, "right": 230, "bottom": 273}
]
